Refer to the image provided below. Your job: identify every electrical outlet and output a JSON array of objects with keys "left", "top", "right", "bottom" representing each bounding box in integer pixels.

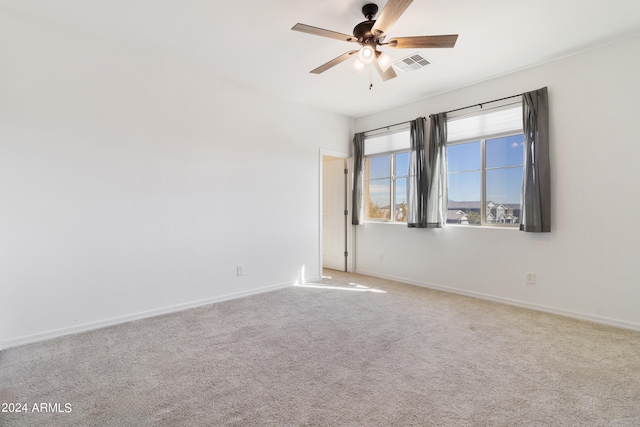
[
  {"left": 237, "top": 265, "right": 244, "bottom": 276},
  {"left": 526, "top": 272, "right": 536, "bottom": 285},
  {"left": 378, "top": 254, "right": 383, "bottom": 262}
]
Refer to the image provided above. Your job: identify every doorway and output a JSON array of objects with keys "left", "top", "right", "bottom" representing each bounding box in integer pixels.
[{"left": 321, "top": 152, "right": 350, "bottom": 272}]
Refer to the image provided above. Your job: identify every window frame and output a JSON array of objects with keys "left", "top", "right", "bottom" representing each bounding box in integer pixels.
[
  {"left": 447, "top": 129, "right": 525, "bottom": 228},
  {"left": 364, "top": 149, "right": 410, "bottom": 224}
]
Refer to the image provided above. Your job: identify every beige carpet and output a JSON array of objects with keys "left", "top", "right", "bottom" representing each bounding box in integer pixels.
[{"left": 1, "top": 270, "right": 639, "bottom": 426}]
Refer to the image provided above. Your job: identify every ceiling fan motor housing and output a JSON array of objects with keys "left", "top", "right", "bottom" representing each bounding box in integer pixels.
[
  {"left": 353, "top": 4, "right": 379, "bottom": 43},
  {"left": 353, "top": 20, "right": 376, "bottom": 42}
]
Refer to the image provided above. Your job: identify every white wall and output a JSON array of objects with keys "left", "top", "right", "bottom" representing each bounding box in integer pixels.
[
  {"left": 354, "top": 35, "right": 640, "bottom": 330},
  {"left": 0, "top": 11, "right": 351, "bottom": 348}
]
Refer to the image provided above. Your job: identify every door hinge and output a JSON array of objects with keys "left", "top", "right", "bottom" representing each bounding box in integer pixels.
[
  {"left": 344, "top": 168, "right": 348, "bottom": 174},
  {"left": 344, "top": 210, "right": 349, "bottom": 216},
  {"left": 344, "top": 251, "right": 349, "bottom": 257}
]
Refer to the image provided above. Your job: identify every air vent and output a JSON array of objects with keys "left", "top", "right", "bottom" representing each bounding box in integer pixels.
[{"left": 393, "top": 53, "right": 430, "bottom": 73}]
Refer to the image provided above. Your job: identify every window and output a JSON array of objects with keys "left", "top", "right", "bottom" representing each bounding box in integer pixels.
[
  {"left": 446, "top": 101, "right": 524, "bottom": 226},
  {"left": 363, "top": 128, "right": 410, "bottom": 223}
]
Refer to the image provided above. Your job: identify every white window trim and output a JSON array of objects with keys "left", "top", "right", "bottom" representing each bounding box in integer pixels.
[{"left": 363, "top": 125, "right": 411, "bottom": 224}]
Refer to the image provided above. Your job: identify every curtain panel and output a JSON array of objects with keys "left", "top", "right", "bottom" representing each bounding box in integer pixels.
[
  {"left": 520, "top": 87, "right": 551, "bottom": 232},
  {"left": 351, "top": 132, "right": 365, "bottom": 225},
  {"left": 426, "top": 113, "right": 448, "bottom": 228},
  {"left": 407, "top": 118, "right": 427, "bottom": 228}
]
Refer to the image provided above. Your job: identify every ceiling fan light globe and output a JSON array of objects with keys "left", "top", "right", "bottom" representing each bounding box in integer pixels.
[
  {"left": 376, "top": 52, "right": 393, "bottom": 72},
  {"left": 358, "top": 46, "right": 375, "bottom": 64},
  {"left": 349, "top": 58, "right": 366, "bottom": 76}
]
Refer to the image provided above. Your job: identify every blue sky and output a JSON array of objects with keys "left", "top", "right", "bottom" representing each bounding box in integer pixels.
[{"left": 447, "top": 134, "right": 524, "bottom": 205}]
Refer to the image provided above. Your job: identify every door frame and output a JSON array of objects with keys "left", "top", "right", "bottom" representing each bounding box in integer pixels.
[{"left": 319, "top": 148, "right": 353, "bottom": 277}]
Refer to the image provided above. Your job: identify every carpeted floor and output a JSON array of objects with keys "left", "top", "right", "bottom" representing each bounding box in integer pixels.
[{"left": 1, "top": 270, "right": 640, "bottom": 426}]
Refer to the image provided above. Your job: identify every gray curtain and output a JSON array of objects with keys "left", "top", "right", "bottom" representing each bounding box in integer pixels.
[
  {"left": 408, "top": 118, "right": 427, "bottom": 228},
  {"left": 352, "top": 132, "right": 365, "bottom": 225},
  {"left": 520, "top": 87, "right": 551, "bottom": 232},
  {"left": 425, "top": 113, "right": 448, "bottom": 228}
]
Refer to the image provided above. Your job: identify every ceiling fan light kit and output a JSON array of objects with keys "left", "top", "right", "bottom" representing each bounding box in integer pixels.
[{"left": 291, "top": 0, "right": 458, "bottom": 85}]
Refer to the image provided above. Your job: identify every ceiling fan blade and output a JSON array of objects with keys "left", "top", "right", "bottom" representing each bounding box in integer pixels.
[
  {"left": 387, "top": 35, "right": 459, "bottom": 49},
  {"left": 371, "top": 0, "right": 413, "bottom": 37},
  {"left": 292, "top": 23, "right": 357, "bottom": 43},
  {"left": 310, "top": 50, "right": 358, "bottom": 74},
  {"left": 373, "top": 59, "right": 397, "bottom": 82}
]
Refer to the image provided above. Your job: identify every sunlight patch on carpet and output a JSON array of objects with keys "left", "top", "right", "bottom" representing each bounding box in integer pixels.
[{"left": 295, "top": 283, "right": 387, "bottom": 293}]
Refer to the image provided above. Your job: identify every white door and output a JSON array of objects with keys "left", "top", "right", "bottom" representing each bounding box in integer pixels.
[{"left": 322, "top": 156, "right": 347, "bottom": 271}]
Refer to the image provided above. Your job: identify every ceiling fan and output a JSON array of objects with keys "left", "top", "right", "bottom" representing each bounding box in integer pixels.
[{"left": 292, "top": 0, "right": 458, "bottom": 83}]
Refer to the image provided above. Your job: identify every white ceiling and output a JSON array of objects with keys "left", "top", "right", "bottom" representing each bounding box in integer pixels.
[{"left": 3, "top": 0, "right": 640, "bottom": 118}]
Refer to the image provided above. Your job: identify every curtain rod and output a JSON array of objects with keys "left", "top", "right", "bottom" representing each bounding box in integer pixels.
[
  {"left": 362, "top": 92, "right": 522, "bottom": 134},
  {"left": 430, "top": 93, "right": 523, "bottom": 117},
  {"left": 363, "top": 117, "right": 425, "bottom": 135}
]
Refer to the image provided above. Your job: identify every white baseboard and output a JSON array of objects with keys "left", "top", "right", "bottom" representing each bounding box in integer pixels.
[
  {"left": 5, "top": 272, "right": 636, "bottom": 351},
  {"left": 356, "top": 269, "right": 640, "bottom": 332},
  {"left": 0, "top": 281, "right": 294, "bottom": 351}
]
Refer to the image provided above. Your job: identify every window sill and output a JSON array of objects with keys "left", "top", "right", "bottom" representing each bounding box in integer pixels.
[
  {"left": 363, "top": 221, "right": 408, "bottom": 225},
  {"left": 446, "top": 224, "right": 519, "bottom": 230},
  {"left": 361, "top": 222, "right": 520, "bottom": 230}
]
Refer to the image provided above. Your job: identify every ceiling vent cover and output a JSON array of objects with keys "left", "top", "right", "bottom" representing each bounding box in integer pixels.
[{"left": 393, "top": 53, "right": 430, "bottom": 73}]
